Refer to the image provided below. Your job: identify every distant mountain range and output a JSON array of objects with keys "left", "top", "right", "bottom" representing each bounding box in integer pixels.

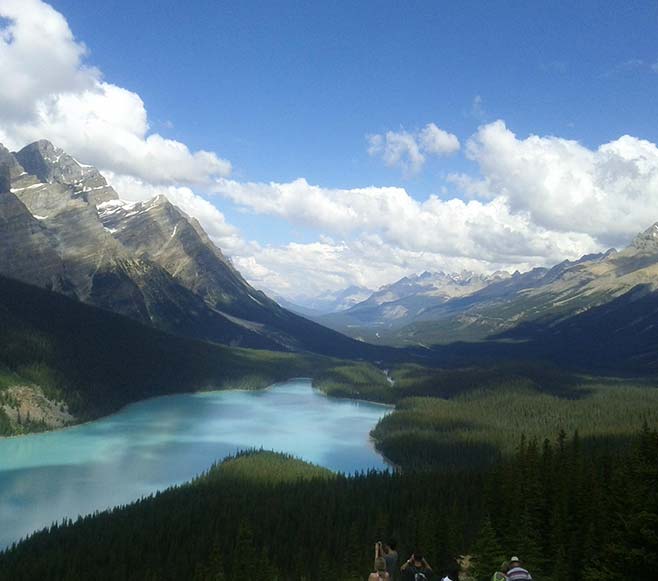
[
  {"left": 319, "top": 232, "right": 658, "bottom": 351},
  {"left": 317, "top": 270, "right": 511, "bottom": 337},
  {"left": 273, "top": 285, "right": 373, "bottom": 316},
  {"left": 0, "top": 140, "right": 381, "bottom": 359}
]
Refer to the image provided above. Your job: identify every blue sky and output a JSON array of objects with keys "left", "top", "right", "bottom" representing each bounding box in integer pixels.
[
  {"left": 51, "top": 0, "right": 658, "bottom": 186},
  {"left": 2, "top": 0, "right": 658, "bottom": 298}
]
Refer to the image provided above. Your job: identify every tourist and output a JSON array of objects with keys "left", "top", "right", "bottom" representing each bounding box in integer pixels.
[
  {"left": 369, "top": 542, "right": 391, "bottom": 580},
  {"left": 400, "top": 552, "right": 433, "bottom": 580},
  {"left": 383, "top": 539, "right": 399, "bottom": 580},
  {"left": 505, "top": 556, "right": 532, "bottom": 580},
  {"left": 440, "top": 555, "right": 462, "bottom": 581}
]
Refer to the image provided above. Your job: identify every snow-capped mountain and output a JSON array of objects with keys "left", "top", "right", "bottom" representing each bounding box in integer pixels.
[
  {"left": 357, "top": 270, "right": 510, "bottom": 309},
  {"left": 319, "top": 234, "right": 658, "bottom": 348},
  {"left": 318, "top": 270, "right": 511, "bottom": 333}
]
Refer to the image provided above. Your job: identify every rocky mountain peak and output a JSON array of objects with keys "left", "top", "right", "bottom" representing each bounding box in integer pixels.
[
  {"left": 15, "top": 140, "right": 68, "bottom": 183},
  {"left": 631, "top": 222, "right": 658, "bottom": 253},
  {"left": 15, "top": 141, "right": 118, "bottom": 206}
]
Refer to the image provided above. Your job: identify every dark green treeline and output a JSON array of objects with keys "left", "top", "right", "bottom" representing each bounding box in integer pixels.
[{"left": 1, "top": 428, "right": 656, "bottom": 581}]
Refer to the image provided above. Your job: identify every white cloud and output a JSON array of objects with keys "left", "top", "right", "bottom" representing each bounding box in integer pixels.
[
  {"left": 233, "top": 233, "right": 550, "bottom": 300},
  {"left": 0, "top": 0, "right": 97, "bottom": 119},
  {"left": 0, "top": 0, "right": 231, "bottom": 186},
  {"left": 367, "top": 123, "right": 460, "bottom": 174},
  {"left": 212, "top": 176, "right": 601, "bottom": 285},
  {"left": 462, "top": 120, "right": 658, "bottom": 246},
  {"left": 419, "top": 123, "right": 460, "bottom": 156}
]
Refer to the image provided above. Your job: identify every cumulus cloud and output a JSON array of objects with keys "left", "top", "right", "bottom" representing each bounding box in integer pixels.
[
  {"left": 212, "top": 176, "right": 601, "bottom": 285},
  {"left": 0, "top": 0, "right": 231, "bottom": 185},
  {"left": 367, "top": 123, "right": 460, "bottom": 174},
  {"left": 461, "top": 120, "right": 658, "bottom": 247},
  {"left": 0, "top": 0, "right": 96, "bottom": 119},
  {"left": 419, "top": 123, "right": 461, "bottom": 156}
]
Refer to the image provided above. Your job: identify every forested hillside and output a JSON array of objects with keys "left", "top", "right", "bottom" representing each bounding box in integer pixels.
[
  {"left": 1, "top": 428, "right": 656, "bottom": 581},
  {"left": 0, "top": 274, "right": 330, "bottom": 434}
]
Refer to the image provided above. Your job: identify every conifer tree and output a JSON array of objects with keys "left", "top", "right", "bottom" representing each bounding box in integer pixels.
[{"left": 470, "top": 515, "right": 504, "bottom": 581}]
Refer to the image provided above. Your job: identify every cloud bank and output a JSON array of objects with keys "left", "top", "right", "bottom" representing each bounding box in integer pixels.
[{"left": 214, "top": 122, "right": 658, "bottom": 297}]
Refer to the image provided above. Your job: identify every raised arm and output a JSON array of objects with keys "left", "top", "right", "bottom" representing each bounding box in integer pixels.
[{"left": 400, "top": 555, "right": 413, "bottom": 571}]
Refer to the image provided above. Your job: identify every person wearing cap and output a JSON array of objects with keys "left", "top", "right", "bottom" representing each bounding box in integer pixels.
[{"left": 505, "top": 556, "right": 532, "bottom": 580}]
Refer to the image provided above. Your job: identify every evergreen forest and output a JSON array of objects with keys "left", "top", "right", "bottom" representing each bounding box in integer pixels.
[{"left": 1, "top": 427, "right": 656, "bottom": 581}]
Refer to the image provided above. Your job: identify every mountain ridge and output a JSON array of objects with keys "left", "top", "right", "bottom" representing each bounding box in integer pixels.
[
  {"left": 318, "top": 235, "right": 658, "bottom": 348},
  {"left": 0, "top": 139, "right": 385, "bottom": 359}
]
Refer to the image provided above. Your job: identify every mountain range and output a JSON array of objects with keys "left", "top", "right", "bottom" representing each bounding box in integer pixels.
[
  {"left": 0, "top": 140, "right": 381, "bottom": 359},
  {"left": 273, "top": 285, "right": 373, "bottom": 316},
  {"left": 2, "top": 139, "right": 658, "bottom": 375},
  {"left": 317, "top": 270, "right": 511, "bottom": 338},
  {"left": 319, "top": 233, "right": 658, "bottom": 351}
]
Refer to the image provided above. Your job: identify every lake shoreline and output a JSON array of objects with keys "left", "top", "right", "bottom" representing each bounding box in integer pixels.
[
  {"left": 0, "top": 376, "right": 395, "bottom": 440},
  {"left": 0, "top": 378, "right": 391, "bottom": 548}
]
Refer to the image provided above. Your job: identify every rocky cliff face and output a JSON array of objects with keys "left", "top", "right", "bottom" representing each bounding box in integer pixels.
[
  {"left": 15, "top": 140, "right": 117, "bottom": 207},
  {"left": 94, "top": 189, "right": 375, "bottom": 357},
  {"left": 97, "top": 195, "right": 274, "bottom": 318},
  {"left": 0, "top": 146, "right": 69, "bottom": 292},
  {"left": 7, "top": 141, "right": 130, "bottom": 301}
]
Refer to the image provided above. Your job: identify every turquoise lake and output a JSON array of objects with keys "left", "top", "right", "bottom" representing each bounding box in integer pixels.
[{"left": 0, "top": 379, "right": 391, "bottom": 548}]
